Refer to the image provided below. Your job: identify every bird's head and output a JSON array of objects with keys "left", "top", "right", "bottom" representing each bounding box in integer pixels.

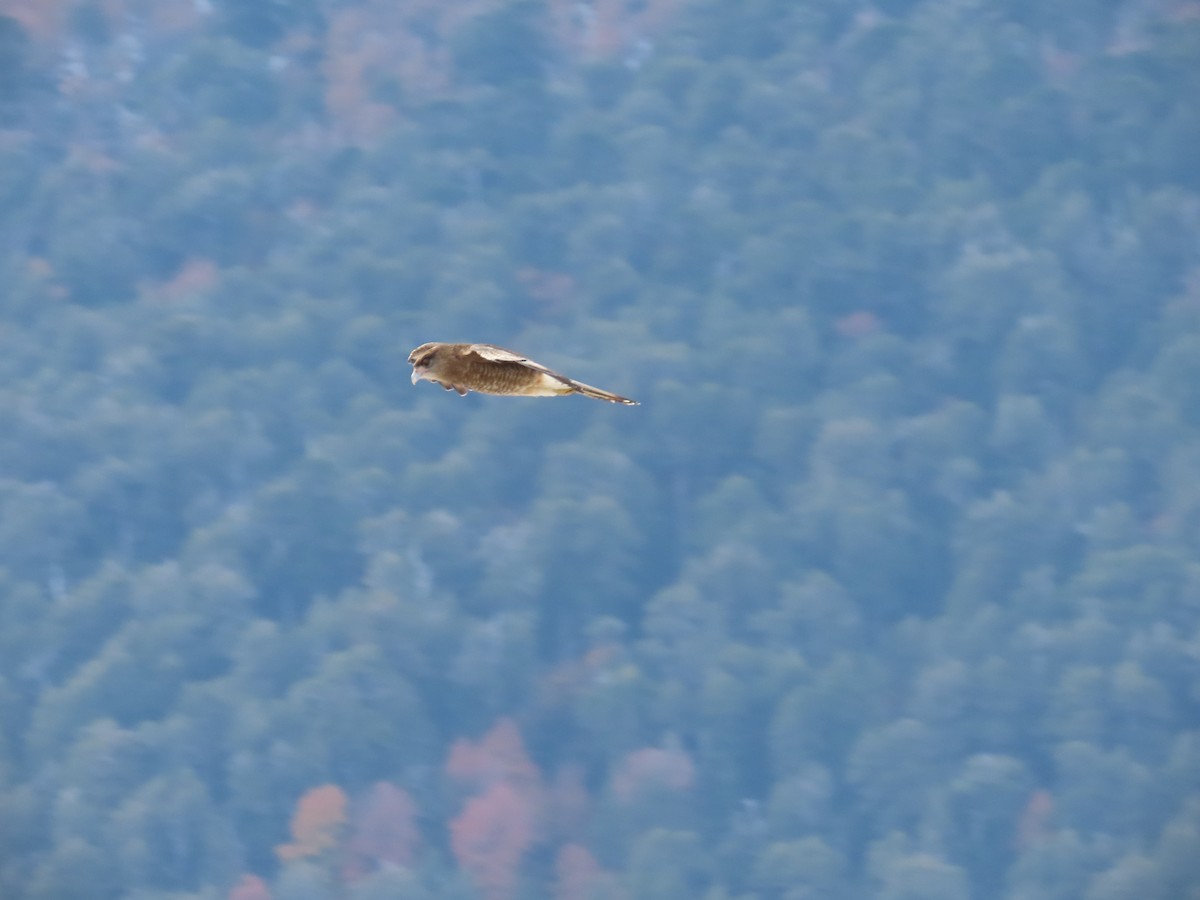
[{"left": 408, "top": 342, "right": 440, "bottom": 384}]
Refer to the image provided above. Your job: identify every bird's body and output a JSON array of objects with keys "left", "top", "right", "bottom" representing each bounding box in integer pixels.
[{"left": 408, "top": 342, "right": 638, "bottom": 405}]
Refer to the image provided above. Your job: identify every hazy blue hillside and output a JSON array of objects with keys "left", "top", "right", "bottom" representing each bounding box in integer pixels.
[{"left": 1, "top": 1, "right": 1199, "bottom": 898}]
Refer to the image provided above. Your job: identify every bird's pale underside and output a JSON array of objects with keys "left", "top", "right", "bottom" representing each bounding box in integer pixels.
[{"left": 408, "top": 342, "right": 638, "bottom": 405}]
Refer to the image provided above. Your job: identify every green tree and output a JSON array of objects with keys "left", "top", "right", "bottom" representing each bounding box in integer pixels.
[
  {"left": 274, "top": 645, "right": 437, "bottom": 791},
  {"left": 450, "top": 612, "right": 538, "bottom": 715},
  {"left": 0, "top": 784, "right": 45, "bottom": 899},
  {"left": 274, "top": 860, "right": 337, "bottom": 900},
  {"left": 0, "top": 480, "right": 86, "bottom": 580},
  {"left": 26, "top": 837, "right": 120, "bottom": 900},
  {"left": 0, "top": 15, "right": 32, "bottom": 121},
  {"left": 766, "top": 764, "right": 835, "bottom": 839},
  {"left": 847, "top": 719, "right": 942, "bottom": 836},
  {"left": 349, "top": 865, "right": 436, "bottom": 900},
  {"left": 989, "top": 395, "right": 1059, "bottom": 476},
  {"left": 54, "top": 719, "right": 151, "bottom": 841},
  {"left": 1154, "top": 800, "right": 1200, "bottom": 900},
  {"left": 1005, "top": 828, "right": 1107, "bottom": 900},
  {"left": 749, "top": 572, "right": 861, "bottom": 666},
  {"left": 452, "top": 0, "right": 549, "bottom": 87},
  {"left": 751, "top": 836, "right": 848, "bottom": 900},
  {"left": 1053, "top": 742, "right": 1156, "bottom": 839},
  {"left": 528, "top": 492, "right": 642, "bottom": 654},
  {"left": 212, "top": 0, "right": 321, "bottom": 48},
  {"left": 625, "top": 829, "right": 709, "bottom": 900},
  {"left": 875, "top": 853, "right": 970, "bottom": 900},
  {"left": 770, "top": 655, "right": 886, "bottom": 775},
  {"left": 940, "top": 754, "right": 1034, "bottom": 893},
  {"left": 1084, "top": 853, "right": 1167, "bottom": 900},
  {"left": 160, "top": 37, "right": 282, "bottom": 124},
  {"left": 108, "top": 770, "right": 239, "bottom": 892}
]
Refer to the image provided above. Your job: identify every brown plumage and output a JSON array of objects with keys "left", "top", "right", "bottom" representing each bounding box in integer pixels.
[{"left": 408, "top": 343, "right": 638, "bottom": 405}]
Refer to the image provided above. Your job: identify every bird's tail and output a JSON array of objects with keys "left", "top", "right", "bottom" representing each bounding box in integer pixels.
[{"left": 570, "top": 380, "right": 639, "bottom": 405}]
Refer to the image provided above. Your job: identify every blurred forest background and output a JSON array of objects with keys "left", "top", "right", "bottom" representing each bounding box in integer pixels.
[{"left": 1, "top": 0, "right": 1199, "bottom": 898}]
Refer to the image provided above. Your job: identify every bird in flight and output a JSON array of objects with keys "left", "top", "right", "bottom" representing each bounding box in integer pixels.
[{"left": 408, "top": 342, "right": 638, "bottom": 405}]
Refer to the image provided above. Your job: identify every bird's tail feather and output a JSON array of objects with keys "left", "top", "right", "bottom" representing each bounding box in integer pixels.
[{"left": 570, "top": 380, "right": 639, "bottom": 405}]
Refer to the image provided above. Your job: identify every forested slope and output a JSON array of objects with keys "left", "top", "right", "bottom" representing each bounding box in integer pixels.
[{"left": 1, "top": 1, "right": 1199, "bottom": 898}]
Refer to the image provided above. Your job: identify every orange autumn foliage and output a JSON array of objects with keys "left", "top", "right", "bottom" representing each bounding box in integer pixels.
[
  {"left": 227, "top": 873, "right": 272, "bottom": 900},
  {"left": 554, "top": 843, "right": 602, "bottom": 900},
  {"left": 1016, "top": 789, "right": 1055, "bottom": 851},
  {"left": 320, "top": 0, "right": 494, "bottom": 141},
  {"left": 321, "top": 8, "right": 401, "bottom": 144},
  {"left": 444, "top": 718, "right": 604, "bottom": 895},
  {"left": 0, "top": 0, "right": 197, "bottom": 44},
  {"left": 153, "top": 258, "right": 220, "bottom": 302},
  {"left": 316, "top": 0, "right": 688, "bottom": 142},
  {"left": 276, "top": 784, "right": 348, "bottom": 861},
  {"left": 0, "top": 0, "right": 74, "bottom": 41},
  {"left": 343, "top": 781, "right": 420, "bottom": 880},
  {"left": 144, "top": 0, "right": 204, "bottom": 33},
  {"left": 834, "top": 310, "right": 881, "bottom": 339},
  {"left": 446, "top": 718, "right": 541, "bottom": 792},
  {"left": 611, "top": 746, "right": 695, "bottom": 802},
  {"left": 450, "top": 781, "right": 535, "bottom": 900},
  {"left": 553, "top": 843, "right": 625, "bottom": 900},
  {"left": 25, "top": 257, "right": 54, "bottom": 279}
]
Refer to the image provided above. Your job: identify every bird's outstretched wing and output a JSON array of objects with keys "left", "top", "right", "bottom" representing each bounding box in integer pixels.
[
  {"left": 411, "top": 342, "right": 638, "bottom": 404},
  {"left": 468, "top": 344, "right": 637, "bottom": 404},
  {"left": 467, "top": 344, "right": 528, "bottom": 362},
  {"left": 466, "top": 343, "right": 570, "bottom": 384}
]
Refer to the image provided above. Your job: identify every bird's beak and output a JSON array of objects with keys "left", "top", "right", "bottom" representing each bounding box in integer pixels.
[{"left": 411, "top": 368, "right": 421, "bottom": 385}]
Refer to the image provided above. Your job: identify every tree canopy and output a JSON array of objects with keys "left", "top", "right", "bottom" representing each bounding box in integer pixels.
[{"left": 0, "top": 1, "right": 1198, "bottom": 898}]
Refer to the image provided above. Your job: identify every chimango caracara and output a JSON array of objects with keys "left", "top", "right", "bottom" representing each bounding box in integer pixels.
[{"left": 408, "top": 343, "right": 638, "bottom": 405}]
